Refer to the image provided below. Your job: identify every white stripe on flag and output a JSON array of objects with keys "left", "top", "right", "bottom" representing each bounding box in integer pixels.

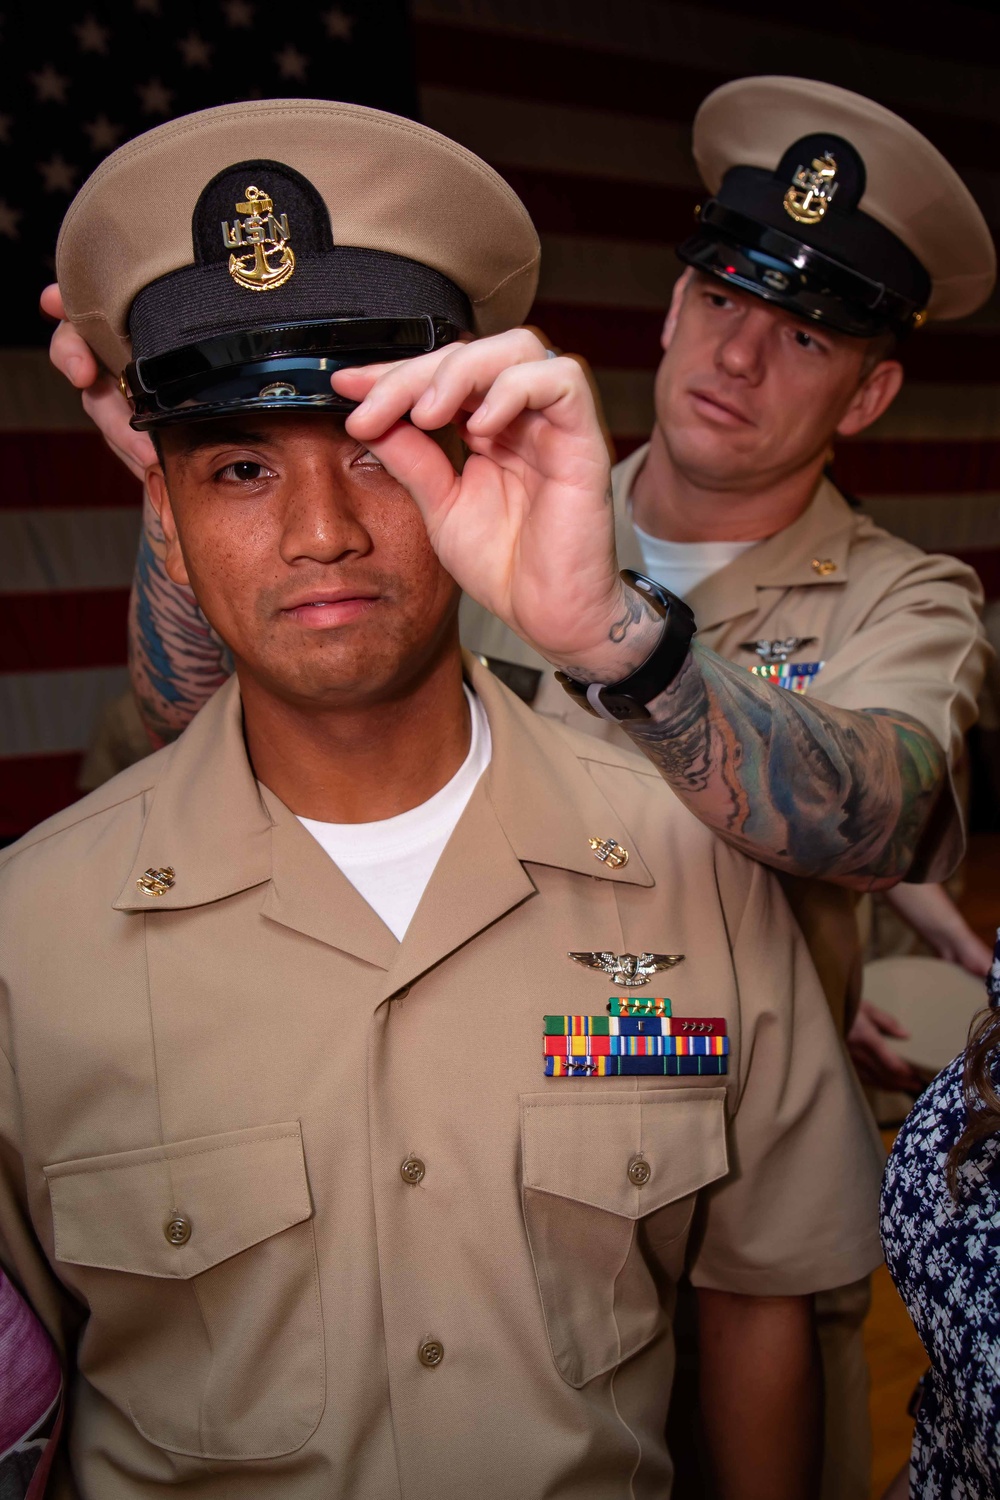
[
  {"left": 0, "top": 667, "right": 129, "bottom": 757},
  {"left": 864, "top": 494, "right": 1000, "bottom": 553},
  {"left": 0, "top": 510, "right": 140, "bottom": 594},
  {"left": 0, "top": 350, "right": 93, "bottom": 431}
]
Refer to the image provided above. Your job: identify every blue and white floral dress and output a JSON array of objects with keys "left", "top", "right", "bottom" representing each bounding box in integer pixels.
[{"left": 880, "top": 931, "right": 1000, "bottom": 1498}]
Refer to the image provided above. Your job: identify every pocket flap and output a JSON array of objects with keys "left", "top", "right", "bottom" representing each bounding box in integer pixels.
[
  {"left": 521, "top": 1089, "right": 728, "bottom": 1219},
  {"left": 45, "top": 1122, "right": 311, "bottom": 1279}
]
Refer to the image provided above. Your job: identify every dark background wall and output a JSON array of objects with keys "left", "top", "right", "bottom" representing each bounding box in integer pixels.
[{"left": 2, "top": 0, "right": 999, "bottom": 838}]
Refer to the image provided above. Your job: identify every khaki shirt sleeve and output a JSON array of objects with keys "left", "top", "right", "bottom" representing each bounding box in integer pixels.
[
  {"left": 687, "top": 850, "right": 885, "bottom": 1296},
  {"left": 815, "top": 546, "right": 990, "bottom": 880}
]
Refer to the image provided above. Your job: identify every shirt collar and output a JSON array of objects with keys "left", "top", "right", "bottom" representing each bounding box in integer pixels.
[
  {"left": 613, "top": 447, "right": 856, "bottom": 630},
  {"left": 114, "top": 654, "right": 653, "bottom": 923}
]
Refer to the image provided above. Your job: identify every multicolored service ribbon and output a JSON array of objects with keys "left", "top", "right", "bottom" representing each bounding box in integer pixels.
[
  {"left": 608, "top": 996, "right": 672, "bottom": 1017},
  {"left": 545, "top": 1034, "right": 728, "bottom": 1056},
  {"left": 544, "top": 1015, "right": 723, "bottom": 1036},
  {"left": 750, "top": 661, "right": 824, "bottom": 694},
  {"left": 545, "top": 1054, "right": 728, "bottom": 1077}
]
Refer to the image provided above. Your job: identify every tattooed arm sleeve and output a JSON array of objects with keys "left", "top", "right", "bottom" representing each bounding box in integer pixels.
[
  {"left": 128, "top": 493, "right": 233, "bottom": 747},
  {"left": 621, "top": 639, "right": 944, "bottom": 890}
]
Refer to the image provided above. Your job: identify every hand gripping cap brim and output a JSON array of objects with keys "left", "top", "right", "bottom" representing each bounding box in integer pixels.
[
  {"left": 690, "top": 75, "right": 996, "bottom": 323},
  {"left": 56, "top": 98, "right": 540, "bottom": 378}
]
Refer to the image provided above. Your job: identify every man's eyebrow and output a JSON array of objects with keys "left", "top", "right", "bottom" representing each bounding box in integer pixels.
[{"left": 173, "top": 424, "right": 273, "bottom": 455}]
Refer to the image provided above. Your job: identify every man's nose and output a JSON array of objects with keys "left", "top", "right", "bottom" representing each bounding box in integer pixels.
[
  {"left": 278, "top": 463, "right": 372, "bottom": 565},
  {"left": 715, "top": 309, "right": 769, "bottom": 384}
]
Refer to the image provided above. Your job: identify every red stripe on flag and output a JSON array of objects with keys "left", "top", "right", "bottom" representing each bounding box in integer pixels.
[
  {"left": 0, "top": 590, "right": 129, "bottom": 673},
  {"left": 500, "top": 167, "right": 697, "bottom": 244},
  {"left": 0, "top": 753, "right": 84, "bottom": 840},
  {"left": 954, "top": 548, "right": 1000, "bottom": 601},
  {"left": 0, "top": 434, "right": 142, "bottom": 510},
  {"left": 833, "top": 442, "right": 1000, "bottom": 496}
]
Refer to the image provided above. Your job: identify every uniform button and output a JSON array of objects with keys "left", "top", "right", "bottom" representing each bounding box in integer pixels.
[
  {"left": 418, "top": 1339, "right": 444, "bottom": 1369},
  {"left": 164, "top": 1214, "right": 192, "bottom": 1246},
  {"left": 400, "top": 1156, "right": 426, "bottom": 1185},
  {"left": 627, "top": 1156, "right": 651, "bottom": 1187}
]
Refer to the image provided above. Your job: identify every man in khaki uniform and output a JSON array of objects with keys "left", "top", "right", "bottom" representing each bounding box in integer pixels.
[
  {"left": 40, "top": 78, "right": 994, "bottom": 1498},
  {"left": 1, "top": 100, "right": 884, "bottom": 1499}
]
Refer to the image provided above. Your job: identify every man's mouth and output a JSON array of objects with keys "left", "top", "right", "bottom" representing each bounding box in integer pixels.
[
  {"left": 687, "top": 388, "right": 753, "bottom": 426},
  {"left": 279, "top": 590, "right": 382, "bottom": 628}
]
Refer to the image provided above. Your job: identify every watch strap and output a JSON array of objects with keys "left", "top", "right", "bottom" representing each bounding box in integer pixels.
[{"left": 555, "top": 571, "right": 696, "bottom": 722}]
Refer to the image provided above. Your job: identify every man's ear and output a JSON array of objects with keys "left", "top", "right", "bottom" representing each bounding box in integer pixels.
[
  {"left": 835, "top": 360, "right": 905, "bottom": 439},
  {"left": 145, "top": 465, "right": 191, "bottom": 588},
  {"left": 661, "top": 267, "right": 695, "bottom": 352}
]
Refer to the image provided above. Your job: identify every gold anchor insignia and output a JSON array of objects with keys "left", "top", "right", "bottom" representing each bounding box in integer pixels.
[
  {"left": 568, "top": 951, "right": 685, "bottom": 988},
  {"left": 812, "top": 557, "right": 837, "bottom": 576},
  {"left": 137, "top": 866, "right": 175, "bottom": 897},
  {"left": 222, "top": 185, "right": 295, "bottom": 292},
  {"left": 783, "top": 153, "right": 838, "bottom": 225},
  {"left": 588, "top": 836, "right": 629, "bottom": 869}
]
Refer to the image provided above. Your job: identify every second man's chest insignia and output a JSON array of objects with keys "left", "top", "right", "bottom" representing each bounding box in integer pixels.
[
  {"left": 742, "top": 637, "right": 824, "bottom": 695},
  {"left": 568, "top": 951, "right": 684, "bottom": 987}
]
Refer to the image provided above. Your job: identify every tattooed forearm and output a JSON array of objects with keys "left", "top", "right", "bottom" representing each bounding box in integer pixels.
[
  {"left": 625, "top": 642, "right": 945, "bottom": 888},
  {"left": 128, "top": 493, "right": 233, "bottom": 746}
]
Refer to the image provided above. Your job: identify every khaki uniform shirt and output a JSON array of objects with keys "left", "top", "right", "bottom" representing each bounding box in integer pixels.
[
  {"left": 463, "top": 447, "right": 989, "bottom": 1027},
  {"left": 0, "top": 661, "right": 882, "bottom": 1499}
]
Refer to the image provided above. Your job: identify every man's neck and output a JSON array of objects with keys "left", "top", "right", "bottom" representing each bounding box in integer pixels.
[
  {"left": 630, "top": 425, "right": 826, "bottom": 543},
  {"left": 239, "top": 646, "right": 471, "bottom": 824}
]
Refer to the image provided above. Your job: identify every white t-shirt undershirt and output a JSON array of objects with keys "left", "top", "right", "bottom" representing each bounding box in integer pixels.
[
  {"left": 297, "top": 686, "right": 492, "bottom": 941},
  {"left": 632, "top": 524, "right": 756, "bottom": 600}
]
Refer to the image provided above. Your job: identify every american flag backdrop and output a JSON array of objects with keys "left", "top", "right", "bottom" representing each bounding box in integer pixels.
[{"left": 2, "top": 0, "right": 999, "bottom": 839}]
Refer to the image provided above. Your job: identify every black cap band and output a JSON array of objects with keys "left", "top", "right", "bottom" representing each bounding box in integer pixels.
[{"left": 679, "top": 199, "right": 929, "bottom": 337}]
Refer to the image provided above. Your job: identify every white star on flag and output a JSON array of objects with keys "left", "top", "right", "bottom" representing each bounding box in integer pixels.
[
  {"left": 31, "top": 65, "right": 69, "bottom": 104},
  {"left": 275, "top": 43, "right": 307, "bottom": 79},
  {"left": 323, "top": 7, "right": 354, "bottom": 40},
  {"left": 222, "top": 0, "right": 254, "bottom": 24},
  {"left": 84, "top": 115, "right": 123, "bottom": 152},
  {"left": 136, "top": 78, "right": 173, "bottom": 115},
  {"left": 0, "top": 200, "right": 22, "bottom": 239},
  {"left": 74, "top": 16, "right": 111, "bottom": 53},
  {"left": 38, "top": 155, "right": 78, "bottom": 194},
  {"left": 178, "top": 32, "right": 212, "bottom": 67}
]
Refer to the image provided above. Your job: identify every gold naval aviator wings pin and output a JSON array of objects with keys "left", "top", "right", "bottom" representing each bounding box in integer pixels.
[
  {"left": 783, "top": 153, "right": 838, "bottom": 225},
  {"left": 137, "top": 866, "right": 175, "bottom": 897},
  {"left": 569, "top": 951, "right": 685, "bottom": 987},
  {"left": 222, "top": 185, "right": 295, "bottom": 292}
]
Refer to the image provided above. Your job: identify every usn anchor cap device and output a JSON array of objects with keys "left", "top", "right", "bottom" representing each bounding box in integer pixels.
[
  {"left": 55, "top": 98, "right": 540, "bottom": 429},
  {"left": 678, "top": 75, "right": 996, "bottom": 338}
]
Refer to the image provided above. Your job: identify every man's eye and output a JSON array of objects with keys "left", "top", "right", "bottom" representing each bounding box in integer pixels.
[
  {"left": 217, "top": 461, "right": 270, "bottom": 482},
  {"left": 793, "top": 329, "right": 823, "bottom": 351},
  {"left": 707, "top": 293, "right": 730, "bottom": 309},
  {"left": 354, "top": 448, "right": 383, "bottom": 468}
]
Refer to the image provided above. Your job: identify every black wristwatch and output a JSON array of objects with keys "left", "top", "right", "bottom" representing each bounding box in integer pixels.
[{"left": 555, "top": 571, "right": 696, "bottom": 722}]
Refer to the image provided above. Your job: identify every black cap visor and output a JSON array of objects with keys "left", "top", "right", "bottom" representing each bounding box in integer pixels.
[
  {"left": 679, "top": 201, "right": 927, "bottom": 338},
  {"left": 125, "top": 315, "right": 464, "bottom": 429}
]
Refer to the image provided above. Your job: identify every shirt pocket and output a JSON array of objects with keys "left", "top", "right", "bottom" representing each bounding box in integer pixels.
[
  {"left": 520, "top": 1089, "right": 727, "bottom": 1388},
  {"left": 44, "top": 1121, "right": 323, "bottom": 1460}
]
